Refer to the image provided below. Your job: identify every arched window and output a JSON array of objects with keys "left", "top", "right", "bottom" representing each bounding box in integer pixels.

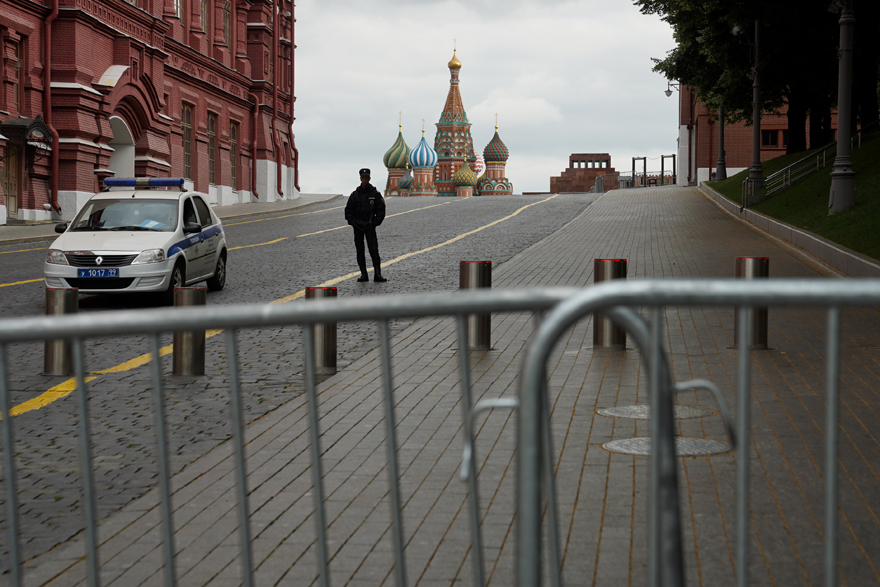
[
  {"left": 182, "top": 103, "right": 193, "bottom": 180},
  {"left": 207, "top": 112, "right": 217, "bottom": 184},
  {"left": 201, "top": 0, "right": 211, "bottom": 43},
  {"left": 229, "top": 121, "right": 239, "bottom": 190},
  {"left": 222, "top": 0, "right": 232, "bottom": 46}
]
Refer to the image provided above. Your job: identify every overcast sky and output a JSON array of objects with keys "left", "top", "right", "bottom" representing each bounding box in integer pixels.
[{"left": 293, "top": 0, "right": 678, "bottom": 195}]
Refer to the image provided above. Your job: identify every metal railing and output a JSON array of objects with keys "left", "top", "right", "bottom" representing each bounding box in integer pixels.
[
  {"left": 742, "top": 121, "right": 878, "bottom": 205},
  {"left": 2, "top": 279, "right": 879, "bottom": 586}
]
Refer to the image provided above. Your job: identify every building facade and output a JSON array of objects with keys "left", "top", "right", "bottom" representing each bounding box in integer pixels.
[
  {"left": 0, "top": 0, "right": 298, "bottom": 225},
  {"left": 550, "top": 153, "right": 613, "bottom": 193},
  {"left": 675, "top": 85, "right": 837, "bottom": 185}
]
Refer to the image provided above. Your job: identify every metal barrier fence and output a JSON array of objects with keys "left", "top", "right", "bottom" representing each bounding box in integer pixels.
[{"left": 2, "top": 279, "right": 879, "bottom": 587}]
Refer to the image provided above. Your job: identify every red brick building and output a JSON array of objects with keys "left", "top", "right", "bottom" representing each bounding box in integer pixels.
[
  {"left": 675, "top": 85, "right": 836, "bottom": 185},
  {"left": 0, "top": 0, "right": 298, "bottom": 225},
  {"left": 550, "top": 153, "right": 616, "bottom": 193}
]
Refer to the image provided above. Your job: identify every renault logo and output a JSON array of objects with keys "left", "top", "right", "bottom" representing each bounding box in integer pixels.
[{"left": 96, "top": 256, "right": 103, "bottom": 265}]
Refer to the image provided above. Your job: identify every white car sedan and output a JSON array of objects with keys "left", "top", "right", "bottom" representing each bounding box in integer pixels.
[{"left": 44, "top": 178, "right": 228, "bottom": 304}]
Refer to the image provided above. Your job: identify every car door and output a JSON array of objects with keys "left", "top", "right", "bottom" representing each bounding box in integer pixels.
[
  {"left": 180, "top": 196, "right": 205, "bottom": 282},
  {"left": 192, "top": 196, "right": 219, "bottom": 279}
]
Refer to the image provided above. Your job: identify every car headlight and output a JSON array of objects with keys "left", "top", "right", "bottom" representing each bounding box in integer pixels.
[
  {"left": 131, "top": 249, "right": 167, "bottom": 265},
  {"left": 46, "top": 249, "right": 68, "bottom": 265}
]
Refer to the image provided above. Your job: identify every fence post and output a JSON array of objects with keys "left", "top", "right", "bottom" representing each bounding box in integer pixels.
[
  {"left": 459, "top": 261, "right": 492, "bottom": 350},
  {"left": 593, "top": 259, "right": 627, "bottom": 349},
  {"left": 44, "top": 288, "right": 78, "bottom": 375},
  {"left": 172, "top": 287, "right": 206, "bottom": 376},
  {"left": 305, "top": 287, "right": 337, "bottom": 375},
  {"left": 734, "top": 257, "right": 769, "bottom": 349}
]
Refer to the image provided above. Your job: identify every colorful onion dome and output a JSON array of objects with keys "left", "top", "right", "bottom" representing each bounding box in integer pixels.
[
  {"left": 448, "top": 49, "right": 461, "bottom": 71},
  {"left": 383, "top": 126, "right": 410, "bottom": 169},
  {"left": 483, "top": 127, "right": 509, "bottom": 163},
  {"left": 474, "top": 152, "right": 485, "bottom": 175},
  {"left": 399, "top": 168, "right": 413, "bottom": 189},
  {"left": 409, "top": 130, "right": 438, "bottom": 168},
  {"left": 453, "top": 163, "right": 478, "bottom": 187}
]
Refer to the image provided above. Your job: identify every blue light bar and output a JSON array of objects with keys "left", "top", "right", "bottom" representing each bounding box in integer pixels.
[{"left": 104, "top": 177, "right": 186, "bottom": 188}]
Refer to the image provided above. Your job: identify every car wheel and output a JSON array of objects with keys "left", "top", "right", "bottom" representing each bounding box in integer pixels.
[
  {"left": 206, "top": 254, "right": 226, "bottom": 292},
  {"left": 161, "top": 263, "right": 185, "bottom": 305}
]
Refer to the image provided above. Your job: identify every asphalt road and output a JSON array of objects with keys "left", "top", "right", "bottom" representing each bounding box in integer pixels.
[{"left": 0, "top": 193, "right": 598, "bottom": 571}]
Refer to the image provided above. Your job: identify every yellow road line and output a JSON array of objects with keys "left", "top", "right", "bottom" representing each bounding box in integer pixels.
[
  {"left": 1, "top": 278, "right": 43, "bottom": 288},
  {"left": 296, "top": 202, "right": 452, "bottom": 238},
  {"left": 229, "top": 237, "right": 287, "bottom": 251},
  {"left": 9, "top": 195, "right": 559, "bottom": 416},
  {"left": 2, "top": 377, "right": 98, "bottom": 419},
  {"left": 224, "top": 205, "right": 345, "bottom": 226},
  {"left": 1, "top": 246, "right": 47, "bottom": 255}
]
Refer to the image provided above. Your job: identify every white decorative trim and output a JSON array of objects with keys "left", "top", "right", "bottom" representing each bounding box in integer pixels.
[
  {"left": 51, "top": 82, "right": 103, "bottom": 96},
  {"left": 58, "top": 138, "right": 114, "bottom": 151},
  {"left": 134, "top": 156, "right": 172, "bottom": 168},
  {"left": 158, "top": 113, "right": 174, "bottom": 121}
]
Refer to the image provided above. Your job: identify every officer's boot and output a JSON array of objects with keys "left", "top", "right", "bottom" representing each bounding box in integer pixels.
[
  {"left": 374, "top": 264, "right": 387, "bottom": 282},
  {"left": 357, "top": 265, "right": 370, "bottom": 282}
]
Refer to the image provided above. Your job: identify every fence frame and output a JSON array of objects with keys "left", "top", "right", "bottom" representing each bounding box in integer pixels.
[{"left": 1, "top": 279, "right": 878, "bottom": 587}]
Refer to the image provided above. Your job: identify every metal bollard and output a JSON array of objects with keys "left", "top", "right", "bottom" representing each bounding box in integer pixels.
[
  {"left": 305, "top": 287, "right": 337, "bottom": 375},
  {"left": 172, "top": 288, "right": 206, "bottom": 376},
  {"left": 593, "top": 259, "right": 627, "bottom": 349},
  {"left": 459, "top": 261, "right": 492, "bottom": 350},
  {"left": 734, "top": 257, "right": 769, "bottom": 350},
  {"left": 44, "top": 288, "right": 78, "bottom": 375}
]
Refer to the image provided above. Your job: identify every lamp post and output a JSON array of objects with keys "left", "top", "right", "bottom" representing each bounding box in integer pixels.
[
  {"left": 716, "top": 105, "right": 727, "bottom": 180},
  {"left": 748, "top": 20, "right": 764, "bottom": 193},
  {"left": 828, "top": 0, "right": 856, "bottom": 215}
]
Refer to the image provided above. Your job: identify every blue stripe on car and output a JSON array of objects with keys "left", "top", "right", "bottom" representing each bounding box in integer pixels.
[{"left": 168, "top": 225, "right": 223, "bottom": 257}]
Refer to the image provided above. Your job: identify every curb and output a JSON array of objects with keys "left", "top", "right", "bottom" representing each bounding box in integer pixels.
[{"left": 698, "top": 183, "right": 880, "bottom": 278}]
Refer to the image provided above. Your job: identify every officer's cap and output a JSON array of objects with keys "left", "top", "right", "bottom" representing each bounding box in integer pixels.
[{"left": 359, "top": 168, "right": 371, "bottom": 177}]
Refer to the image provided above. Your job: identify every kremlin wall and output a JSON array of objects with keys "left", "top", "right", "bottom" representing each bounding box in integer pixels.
[{"left": 382, "top": 51, "right": 513, "bottom": 197}]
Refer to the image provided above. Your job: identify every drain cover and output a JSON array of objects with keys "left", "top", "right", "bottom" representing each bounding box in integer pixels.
[
  {"left": 602, "top": 437, "right": 732, "bottom": 456},
  {"left": 597, "top": 404, "right": 716, "bottom": 420}
]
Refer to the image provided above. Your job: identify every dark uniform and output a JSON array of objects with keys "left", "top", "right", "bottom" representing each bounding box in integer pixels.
[{"left": 345, "top": 168, "right": 387, "bottom": 282}]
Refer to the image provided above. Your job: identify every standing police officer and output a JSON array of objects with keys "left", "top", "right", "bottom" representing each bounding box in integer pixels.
[{"left": 345, "top": 168, "right": 387, "bottom": 282}]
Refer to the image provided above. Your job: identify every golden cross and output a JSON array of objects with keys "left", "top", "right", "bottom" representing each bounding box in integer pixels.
[{"left": 495, "top": 113, "right": 499, "bottom": 131}]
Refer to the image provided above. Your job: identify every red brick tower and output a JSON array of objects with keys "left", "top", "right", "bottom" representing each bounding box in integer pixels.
[{"left": 433, "top": 49, "right": 476, "bottom": 197}]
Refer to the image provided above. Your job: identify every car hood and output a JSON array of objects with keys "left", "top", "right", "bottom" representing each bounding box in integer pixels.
[{"left": 50, "top": 231, "right": 172, "bottom": 252}]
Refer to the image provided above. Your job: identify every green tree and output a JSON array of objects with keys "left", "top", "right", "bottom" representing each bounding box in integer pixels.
[{"left": 636, "top": 0, "right": 879, "bottom": 154}]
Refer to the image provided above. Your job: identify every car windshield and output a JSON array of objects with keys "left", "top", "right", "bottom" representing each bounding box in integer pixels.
[{"left": 70, "top": 199, "right": 179, "bottom": 232}]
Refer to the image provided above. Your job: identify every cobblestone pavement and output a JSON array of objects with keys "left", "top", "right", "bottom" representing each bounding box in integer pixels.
[
  {"left": 13, "top": 186, "right": 880, "bottom": 587},
  {"left": 0, "top": 193, "right": 597, "bottom": 573}
]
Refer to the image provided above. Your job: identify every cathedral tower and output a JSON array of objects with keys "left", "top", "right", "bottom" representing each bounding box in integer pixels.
[
  {"left": 433, "top": 49, "right": 477, "bottom": 197},
  {"left": 383, "top": 123, "right": 410, "bottom": 197},
  {"left": 476, "top": 124, "right": 513, "bottom": 195},
  {"left": 408, "top": 129, "right": 439, "bottom": 196}
]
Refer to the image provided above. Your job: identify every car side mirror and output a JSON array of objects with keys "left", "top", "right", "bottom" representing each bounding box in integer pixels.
[
  {"left": 55, "top": 223, "right": 68, "bottom": 234},
  {"left": 183, "top": 222, "right": 201, "bottom": 234}
]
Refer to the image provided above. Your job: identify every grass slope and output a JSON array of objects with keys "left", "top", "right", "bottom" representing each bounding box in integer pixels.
[{"left": 706, "top": 132, "right": 880, "bottom": 262}]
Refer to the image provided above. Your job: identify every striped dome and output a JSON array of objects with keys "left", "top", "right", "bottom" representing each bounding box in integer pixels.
[
  {"left": 483, "top": 130, "right": 509, "bottom": 163},
  {"left": 453, "top": 163, "right": 478, "bottom": 187},
  {"left": 383, "top": 129, "right": 410, "bottom": 169},
  {"left": 409, "top": 133, "right": 438, "bottom": 168},
  {"left": 399, "top": 168, "right": 413, "bottom": 189}
]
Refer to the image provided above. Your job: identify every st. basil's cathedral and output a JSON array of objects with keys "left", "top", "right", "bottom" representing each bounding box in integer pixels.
[{"left": 382, "top": 50, "right": 513, "bottom": 197}]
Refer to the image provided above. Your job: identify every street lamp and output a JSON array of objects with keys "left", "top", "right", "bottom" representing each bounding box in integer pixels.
[
  {"left": 828, "top": 0, "right": 856, "bottom": 214},
  {"left": 733, "top": 21, "right": 764, "bottom": 197},
  {"left": 664, "top": 81, "right": 679, "bottom": 98},
  {"left": 716, "top": 105, "right": 727, "bottom": 180}
]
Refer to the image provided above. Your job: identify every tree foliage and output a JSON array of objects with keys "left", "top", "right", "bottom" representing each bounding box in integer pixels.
[{"left": 636, "top": 0, "right": 879, "bottom": 154}]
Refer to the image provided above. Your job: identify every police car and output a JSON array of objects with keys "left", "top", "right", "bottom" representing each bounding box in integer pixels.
[{"left": 44, "top": 178, "right": 228, "bottom": 304}]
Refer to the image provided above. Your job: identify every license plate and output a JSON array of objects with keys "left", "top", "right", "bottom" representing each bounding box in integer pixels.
[{"left": 77, "top": 268, "right": 119, "bottom": 278}]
